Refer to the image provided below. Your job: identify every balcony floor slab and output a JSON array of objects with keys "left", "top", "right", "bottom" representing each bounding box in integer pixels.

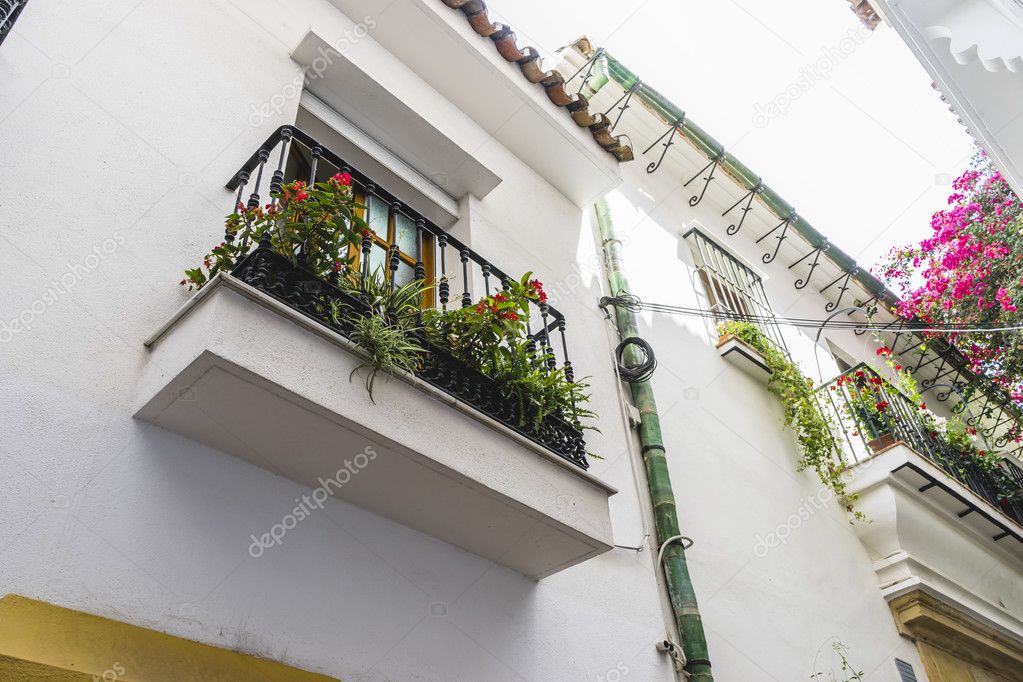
[{"left": 136, "top": 275, "right": 616, "bottom": 579}]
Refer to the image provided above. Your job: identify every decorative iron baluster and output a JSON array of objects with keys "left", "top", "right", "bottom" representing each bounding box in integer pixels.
[
  {"left": 308, "top": 145, "right": 322, "bottom": 185},
  {"left": 723, "top": 180, "right": 762, "bottom": 236},
  {"left": 438, "top": 234, "right": 449, "bottom": 312},
  {"left": 481, "top": 263, "right": 491, "bottom": 297},
  {"left": 559, "top": 319, "right": 573, "bottom": 382},
  {"left": 360, "top": 232, "right": 372, "bottom": 280},
  {"left": 389, "top": 200, "right": 402, "bottom": 291},
  {"left": 460, "top": 247, "right": 471, "bottom": 308},
  {"left": 387, "top": 244, "right": 399, "bottom": 316},
  {"left": 249, "top": 150, "right": 269, "bottom": 210},
  {"left": 539, "top": 303, "right": 556, "bottom": 370},
  {"left": 643, "top": 117, "right": 684, "bottom": 174},
  {"left": 755, "top": 209, "right": 796, "bottom": 264},
  {"left": 268, "top": 127, "right": 292, "bottom": 200},
  {"left": 789, "top": 239, "right": 828, "bottom": 290},
  {"left": 820, "top": 267, "right": 857, "bottom": 312},
  {"left": 684, "top": 150, "right": 723, "bottom": 207}
]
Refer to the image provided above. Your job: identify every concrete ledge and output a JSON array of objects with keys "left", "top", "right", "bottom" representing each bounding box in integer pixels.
[
  {"left": 136, "top": 276, "right": 615, "bottom": 579},
  {"left": 716, "top": 334, "right": 771, "bottom": 383}
]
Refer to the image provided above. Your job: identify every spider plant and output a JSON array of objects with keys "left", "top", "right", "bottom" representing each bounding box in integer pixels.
[{"left": 331, "top": 267, "right": 432, "bottom": 402}]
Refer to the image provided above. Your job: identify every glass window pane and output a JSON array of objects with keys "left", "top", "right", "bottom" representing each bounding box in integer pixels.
[
  {"left": 366, "top": 243, "right": 387, "bottom": 277},
  {"left": 366, "top": 194, "right": 388, "bottom": 237},
  {"left": 392, "top": 262, "right": 415, "bottom": 288},
  {"left": 394, "top": 212, "right": 418, "bottom": 258}
]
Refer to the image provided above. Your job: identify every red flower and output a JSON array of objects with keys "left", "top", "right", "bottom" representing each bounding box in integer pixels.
[
  {"left": 360, "top": 228, "right": 372, "bottom": 238},
  {"left": 875, "top": 401, "right": 889, "bottom": 413},
  {"left": 894, "top": 364, "right": 902, "bottom": 370},
  {"left": 869, "top": 377, "right": 882, "bottom": 386},
  {"left": 876, "top": 347, "right": 892, "bottom": 357},
  {"left": 282, "top": 180, "right": 309, "bottom": 203},
  {"left": 855, "top": 370, "right": 865, "bottom": 378},
  {"left": 919, "top": 402, "right": 926, "bottom": 410},
  {"left": 331, "top": 261, "right": 343, "bottom": 273},
  {"left": 528, "top": 278, "right": 548, "bottom": 302},
  {"left": 330, "top": 172, "right": 353, "bottom": 186}
]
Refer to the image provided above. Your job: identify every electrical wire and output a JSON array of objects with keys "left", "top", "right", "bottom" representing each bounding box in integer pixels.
[
  {"left": 615, "top": 336, "right": 657, "bottom": 382},
  {"left": 600, "top": 294, "right": 1023, "bottom": 334}
]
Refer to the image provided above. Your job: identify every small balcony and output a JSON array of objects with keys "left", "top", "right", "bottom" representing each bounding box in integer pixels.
[
  {"left": 819, "top": 364, "right": 1023, "bottom": 538},
  {"left": 135, "top": 126, "right": 615, "bottom": 578}
]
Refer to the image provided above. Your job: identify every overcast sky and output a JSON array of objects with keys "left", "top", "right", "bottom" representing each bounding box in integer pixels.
[{"left": 485, "top": 0, "right": 975, "bottom": 270}]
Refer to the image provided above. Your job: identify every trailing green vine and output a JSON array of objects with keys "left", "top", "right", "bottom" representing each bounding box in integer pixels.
[{"left": 718, "top": 321, "right": 862, "bottom": 519}]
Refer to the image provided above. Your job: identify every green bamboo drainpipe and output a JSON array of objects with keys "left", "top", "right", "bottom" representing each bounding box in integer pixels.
[{"left": 595, "top": 197, "right": 714, "bottom": 681}]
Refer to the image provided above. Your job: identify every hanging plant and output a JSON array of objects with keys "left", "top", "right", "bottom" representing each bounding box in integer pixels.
[
  {"left": 331, "top": 267, "right": 431, "bottom": 403},
  {"left": 717, "top": 321, "right": 862, "bottom": 519}
]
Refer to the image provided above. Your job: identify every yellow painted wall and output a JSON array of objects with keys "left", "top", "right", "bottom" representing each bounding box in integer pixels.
[{"left": 0, "top": 595, "right": 341, "bottom": 681}]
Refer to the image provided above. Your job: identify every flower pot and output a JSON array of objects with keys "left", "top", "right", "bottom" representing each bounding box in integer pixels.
[
  {"left": 716, "top": 334, "right": 771, "bottom": 383},
  {"left": 866, "top": 432, "right": 897, "bottom": 454}
]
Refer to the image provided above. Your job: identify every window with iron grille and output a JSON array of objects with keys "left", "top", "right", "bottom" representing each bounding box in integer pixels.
[
  {"left": 683, "top": 227, "right": 787, "bottom": 352},
  {"left": 0, "top": 0, "right": 27, "bottom": 47}
]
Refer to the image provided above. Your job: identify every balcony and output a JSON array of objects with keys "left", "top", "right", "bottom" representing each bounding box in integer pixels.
[
  {"left": 135, "top": 126, "right": 615, "bottom": 578},
  {"left": 819, "top": 363, "right": 1023, "bottom": 539},
  {"left": 819, "top": 364, "right": 1023, "bottom": 640}
]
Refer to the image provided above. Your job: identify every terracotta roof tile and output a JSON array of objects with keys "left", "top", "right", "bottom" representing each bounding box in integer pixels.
[
  {"left": 439, "top": 0, "right": 634, "bottom": 162},
  {"left": 846, "top": 0, "right": 881, "bottom": 30}
]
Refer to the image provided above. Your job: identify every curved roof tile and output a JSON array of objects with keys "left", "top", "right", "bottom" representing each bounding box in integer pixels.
[{"left": 439, "top": 0, "right": 634, "bottom": 162}]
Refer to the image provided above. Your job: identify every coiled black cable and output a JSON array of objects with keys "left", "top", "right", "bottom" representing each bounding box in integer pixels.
[{"left": 615, "top": 336, "right": 657, "bottom": 383}]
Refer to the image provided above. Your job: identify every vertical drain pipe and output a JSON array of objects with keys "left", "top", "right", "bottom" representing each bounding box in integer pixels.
[{"left": 595, "top": 198, "right": 714, "bottom": 681}]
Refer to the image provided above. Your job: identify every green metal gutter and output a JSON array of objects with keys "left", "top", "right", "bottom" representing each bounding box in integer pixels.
[
  {"left": 589, "top": 49, "right": 1023, "bottom": 426},
  {"left": 597, "top": 53, "right": 898, "bottom": 307},
  {"left": 595, "top": 197, "right": 714, "bottom": 681}
]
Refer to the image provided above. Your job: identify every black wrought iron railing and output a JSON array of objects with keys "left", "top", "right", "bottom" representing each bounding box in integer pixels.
[
  {"left": 220, "top": 126, "right": 588, "bottom": 469},
  {"left": 0, "top": 0, "right": 27, "bottom": 46},
  {"left": 683, "top": 227, "right": 788, "bottom": 354},
  {"left": 818, "top": 363, "right": 1023, "bottom": 527}
]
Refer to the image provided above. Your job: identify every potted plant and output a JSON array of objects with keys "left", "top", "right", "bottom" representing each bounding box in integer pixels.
[
  {"left": 715, "top": 320, "right": 772, "bottom": 380},
  {"left": 832, "top": 365, "right": 902, "bottom": 454}
]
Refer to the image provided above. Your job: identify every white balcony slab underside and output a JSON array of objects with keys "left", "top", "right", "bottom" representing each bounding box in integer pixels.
[{"left": 135, "top": 275, "right": 615, "bottom": 579}]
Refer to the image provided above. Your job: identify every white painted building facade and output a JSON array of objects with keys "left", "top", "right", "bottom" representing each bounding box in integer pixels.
[{"left": 1, "top": 1, "right": 1021, "bottom": 680}]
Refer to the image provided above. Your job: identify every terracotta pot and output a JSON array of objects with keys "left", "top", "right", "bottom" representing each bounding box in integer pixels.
[{"left": 866, "top": 432, "right": 897, "bottom": 453}]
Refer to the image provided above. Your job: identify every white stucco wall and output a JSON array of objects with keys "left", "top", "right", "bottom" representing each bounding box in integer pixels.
[
  {"left": 3, "top": 1, "right": 1020, "bottom": 681},
  {"left": 595, "top": 168, "right": 935, "bottom": 679},
  {"left": 0, "top": 1, "right": 672, "bottom": 680}
]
